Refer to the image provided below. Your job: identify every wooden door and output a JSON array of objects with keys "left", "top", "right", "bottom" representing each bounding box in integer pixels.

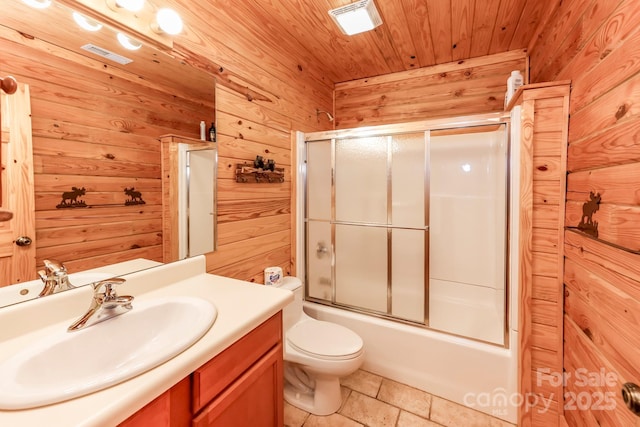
[{"left": 0, "top": 83, "right": 36, "bottom": 286}]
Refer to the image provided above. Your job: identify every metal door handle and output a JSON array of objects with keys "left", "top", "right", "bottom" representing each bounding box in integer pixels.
[
  {"left": 15, "top": 236, "right": 32, "bottom": 247},
  {"left": 622, "top": 382, "right": 640, "bottom": 416},
  {"left": 316, "top": 242, "right": 329, "bottom": 258}
]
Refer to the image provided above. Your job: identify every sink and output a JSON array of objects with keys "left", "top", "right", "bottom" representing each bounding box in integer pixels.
[
  {"left": 0, "top": 296, "right": 217, "bottom": 409},
  {"left": 0, "top": 272, "right": 115, "bottom": 308}
]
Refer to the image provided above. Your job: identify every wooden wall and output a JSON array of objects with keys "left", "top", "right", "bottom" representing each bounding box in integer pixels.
[
  {"left": 1, "top": 0, "right": 334, "bottom": 282},
  {"left": 0, "top": 27, "right": 213, "bottom": 274},
  {"left": 512, "top": 83, "right": 569, "bottom": 427},
  {"left": 166, "top": 0, "right": 334, "bottom": 281},
  {"left": 530, "top": 0, "right": 640, "bottom": 425},
  {"left": 205, "top": 85, "right": 294, "bottom": 282},
  {"left": 334, "top": 50, "right": 526, "bottom": 128}
]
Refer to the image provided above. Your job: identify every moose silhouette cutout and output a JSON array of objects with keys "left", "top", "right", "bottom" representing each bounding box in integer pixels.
[
  {"left": 56, "top": 187, "right": 86, "bottom": 208},
  {"left": 578, "top": 191, "right": 601, "bottom": 237},
  {"left": 124, "top": 187, "right": 145, "bottom": 205}
]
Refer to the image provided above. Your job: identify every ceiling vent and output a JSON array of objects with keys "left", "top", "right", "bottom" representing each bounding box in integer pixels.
[
  {"left": 81, "top": 44, "right": 133, "bottom": 65},
  {"left": 329, "top": 0, "right": 382, "bottom": 36}
]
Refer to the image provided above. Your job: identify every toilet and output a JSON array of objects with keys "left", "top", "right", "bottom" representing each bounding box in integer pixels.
[{"left": 275, "top": 276, "right": 364, "bottom": 416}]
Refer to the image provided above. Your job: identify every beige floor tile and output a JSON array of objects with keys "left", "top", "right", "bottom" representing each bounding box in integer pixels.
[
  {"left": 339, "top": 386, "right": 352, "bottom": 412},
  {"left": 341, "top": 369, "right": 383, "bottom": 397},
  {"left": 397, "top": 411, "right": 443, "bottom": 427},
  {"left": 303, "top": 413, "right": 364, "bottom": 427},
  {"left": 284, "top": 401, "right": 309, "bottom": 427},
  {"left": 339, "top": 391, "right": 400, "bottom": 427},
  {"left": 430, "top": 396, "right": 515, "bottom": 427},
  {"left": 377, "top": 378, "right": 432, "bottom": 418}
]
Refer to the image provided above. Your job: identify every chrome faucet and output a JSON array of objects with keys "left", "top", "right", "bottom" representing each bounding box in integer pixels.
[
  {"left": 38, "top": 259, "right": 72, "bottom": 297},
  {"left": 68, "top": 278, "right": 134, "bottom": 332}
]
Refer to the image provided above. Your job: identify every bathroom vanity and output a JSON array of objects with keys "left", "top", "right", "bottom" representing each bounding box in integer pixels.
[
  {"left": 121, "top": 313, "right": 283, "bottom": 426},
  {"left": 0, "top": 256, "right": 293, "bottom": 426}
]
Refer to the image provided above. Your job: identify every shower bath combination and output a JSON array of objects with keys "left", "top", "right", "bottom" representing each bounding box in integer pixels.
[
  {"left": 303, "top": 114, "right": 510, "bottom": 346},
  {"left": 296, "top": 112, "right": 518, "bottom": 423}
]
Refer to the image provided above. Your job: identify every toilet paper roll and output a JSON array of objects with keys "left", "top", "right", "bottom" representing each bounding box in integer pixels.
[{"left": 264, "top": 267, "right": 283, "bottom": 286}]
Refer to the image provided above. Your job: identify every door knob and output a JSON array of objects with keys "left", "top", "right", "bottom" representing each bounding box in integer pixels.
[
  {"left": 15, "top": 236, "right": 32, "bottom": 247},
  {"left": 621, "top": 382, "right": 640, "bottom": 416}
]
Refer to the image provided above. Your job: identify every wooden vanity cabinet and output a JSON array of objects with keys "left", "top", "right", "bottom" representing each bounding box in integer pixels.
[{"left": 119, "top": 312, "right": 283, "bottom": 427}]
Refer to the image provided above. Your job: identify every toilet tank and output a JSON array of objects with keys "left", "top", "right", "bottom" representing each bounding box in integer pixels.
[{"left": 277, "top": 277, "right": 304, "bottom": 331}]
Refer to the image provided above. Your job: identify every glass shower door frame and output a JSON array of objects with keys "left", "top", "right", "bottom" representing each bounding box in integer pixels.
[{"left": 303, "top": 112, "right": 511, "bottom": 345}]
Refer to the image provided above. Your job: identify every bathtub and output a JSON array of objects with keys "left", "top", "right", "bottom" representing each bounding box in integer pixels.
[{"left": 303, "top": 301, "right": 518, "bottom": 423}]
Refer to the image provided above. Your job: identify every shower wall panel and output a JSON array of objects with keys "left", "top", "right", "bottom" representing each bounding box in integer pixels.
[{"left": 428, "top": 129, "right": 507, "bottom": 344}]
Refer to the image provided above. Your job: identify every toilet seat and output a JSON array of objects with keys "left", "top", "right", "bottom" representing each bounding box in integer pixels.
[{"left": 287, "top": 320, "right": 363, "bottom": 360}]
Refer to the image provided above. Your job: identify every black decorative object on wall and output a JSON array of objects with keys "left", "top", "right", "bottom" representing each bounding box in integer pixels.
[
  {"left": 124, "top": 187, "right": 146, "bottom": 205},
  {"left": 577, "top": 191, "right": 601, "bottom": 238},
  {"left": 236, "top": 156, "right": 284, "bottom": 183},
  {"left": 56, "top": 186, "right": 146, "bottom": 209},
  {"left": 254, "top": 155, "right": 265, "bottom": 169},
  {"left": 56, "top": 187, "right": 87, "bottom": 208}
]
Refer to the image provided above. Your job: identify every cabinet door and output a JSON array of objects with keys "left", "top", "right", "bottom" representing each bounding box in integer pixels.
[
  {"left": 193, "top": 344, "right": 283, "bottom": 427},
  {"left": 118, "top": 377, "right": 190, "bottom": 427}
]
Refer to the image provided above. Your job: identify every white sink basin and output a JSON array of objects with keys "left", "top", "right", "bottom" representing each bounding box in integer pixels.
[
  {"left": 0, "top": 272, "right": 115, "bottom": 308},
  {"left": 0, "top": 296, "right": 217, "bottom": 409}
]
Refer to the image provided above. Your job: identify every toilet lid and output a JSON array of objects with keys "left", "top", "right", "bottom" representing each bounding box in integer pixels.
[{"left": 287, "top": 320, "right": 363, "bottom": 359}]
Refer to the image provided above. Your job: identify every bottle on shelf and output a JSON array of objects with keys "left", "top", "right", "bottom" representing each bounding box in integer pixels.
[
  {"left": 199, "top": 121, "right": 206, "bottom": 141},
  {"left": 208, "top": 122, "right": 217, "bottom": 142},
  {"left": 505, "top": 70, "right": 524, "bottom": 108}
]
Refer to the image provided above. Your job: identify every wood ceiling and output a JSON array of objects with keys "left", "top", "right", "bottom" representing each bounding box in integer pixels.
[
  {"left": 2, "top": 0, "right": 550, "bottom": 95},
  {"left": 236, "top": 0, "right": 548, "bottom": 84}
]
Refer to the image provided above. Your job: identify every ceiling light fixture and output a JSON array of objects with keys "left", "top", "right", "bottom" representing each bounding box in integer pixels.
[
  {"left": 56, "top": 0, "right": 182, "bottom": 52},
  {"left": 329, "top": 0, "right": 382, "bottom": 36},
  {"left": 110, "top": 0, "right": 145, "bottom": 12},
  {"left": 117, "top": 32, "right": 142, "bottom": 50},
  {"left": 153, "top": 8, "right": 183, "bottom": 35},
  {"left": 21, "top": 0, "right": 52, "bottom": 9},
  {"left": 73, "top": 12, "right": 104, "bottom": 31}
]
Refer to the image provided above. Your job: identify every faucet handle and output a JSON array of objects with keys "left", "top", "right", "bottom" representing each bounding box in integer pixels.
[
  {"left": 43, "top": 259, "right": 67, "bottom": 275},
  {"left": 93, "top": 277, "right": 126, "bottom": 299},
  {"left": 37, "top": 270, "right": 47, "bottom": 282}
]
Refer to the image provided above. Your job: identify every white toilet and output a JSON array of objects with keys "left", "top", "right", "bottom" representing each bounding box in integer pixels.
[{"left": 275, "top": 276, "right": 364, "bottom": 416}]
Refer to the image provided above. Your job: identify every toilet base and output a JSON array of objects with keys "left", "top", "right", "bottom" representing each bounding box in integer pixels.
[{"left": 284, "top": 374, "right": 342, "bottom": 416}]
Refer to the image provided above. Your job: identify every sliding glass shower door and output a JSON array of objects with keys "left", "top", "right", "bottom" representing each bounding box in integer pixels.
[
  {"left": 306, "top": 133, "right": 427, "bottom": 323},
  {"left": 304, "top": 117, "right": 509, "bottom": 345}
]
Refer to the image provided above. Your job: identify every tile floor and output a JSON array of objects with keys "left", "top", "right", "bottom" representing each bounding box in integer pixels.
[{"left": 284, "top": 370, "right": 516, "bottom": 427}]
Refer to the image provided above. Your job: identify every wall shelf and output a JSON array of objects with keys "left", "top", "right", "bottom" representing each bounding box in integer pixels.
[{"left": 235, "top": 163, "right": 284, "bottom": 183}]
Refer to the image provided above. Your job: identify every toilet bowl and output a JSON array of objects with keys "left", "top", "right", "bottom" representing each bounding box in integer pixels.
[{"left": 275, "top": 277, "right": 364, "bottom": 415}]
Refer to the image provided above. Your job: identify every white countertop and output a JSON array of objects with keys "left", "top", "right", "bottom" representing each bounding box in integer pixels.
[{"left": 0, "top": 256, "right": 293, "bottom": 426}]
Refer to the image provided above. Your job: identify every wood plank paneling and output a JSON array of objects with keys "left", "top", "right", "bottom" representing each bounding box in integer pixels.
[
  {"left": 511, "top": 83, "right": 569, "bottom": 426},
  {"left": 206, "top": 85, "right": 297, "bottom": 281},
  {"left": 335, "top": 51, "right": 526, "bottom": 128},
  {"left": 489, "top": 0, "right": 527, "bottom": 54},
  {"left": 0, "top": 31, "right": 213, "bottom": 274},
  {"left": 564, "top": 316, "right": 636, "bottom": 427},
  {"left": 530, "top": 1, "right": 640, "bottom": 424}
]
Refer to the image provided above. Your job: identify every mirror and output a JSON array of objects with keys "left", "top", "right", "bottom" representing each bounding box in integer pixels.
[{"left": 0, "top": 0, "right": 216, "bottom": 306}]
